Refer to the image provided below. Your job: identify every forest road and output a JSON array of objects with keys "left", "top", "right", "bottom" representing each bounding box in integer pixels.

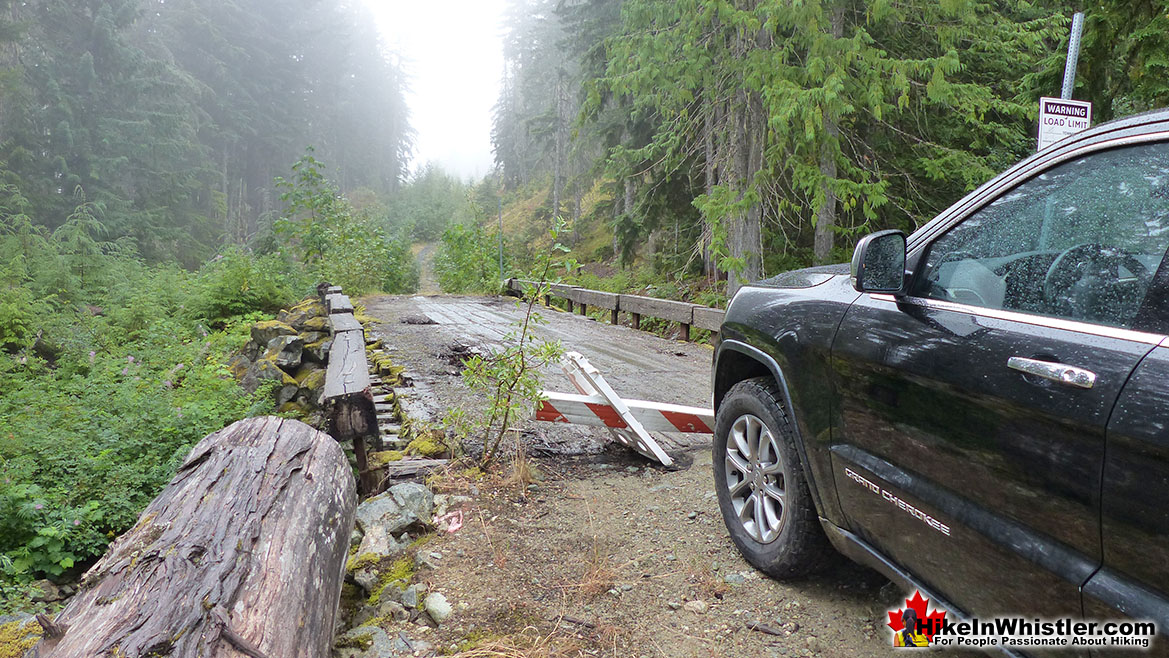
[
  {"left": 361, "top": 293, "right": 914, "bottom": 658},
  {"left": 413, "top": 242, "right": 441, "bottom": 295}
]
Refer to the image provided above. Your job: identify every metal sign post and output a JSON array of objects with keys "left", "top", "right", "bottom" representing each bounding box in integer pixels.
[
  {"left": 1038, "top": 12, "right": 1089, "bottom": 151},
  {"left": 1061, "top": 12, "right": 1085, "bottom": 100}
]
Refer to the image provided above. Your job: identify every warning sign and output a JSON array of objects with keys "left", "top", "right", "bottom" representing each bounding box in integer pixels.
[{"left": 1038, "top": 97, "right": 1092, "bottom": 151}]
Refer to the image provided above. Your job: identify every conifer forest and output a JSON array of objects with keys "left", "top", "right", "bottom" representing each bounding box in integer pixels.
[{"left": 1, "top": 0, "right": 1165, "bottom": 614}]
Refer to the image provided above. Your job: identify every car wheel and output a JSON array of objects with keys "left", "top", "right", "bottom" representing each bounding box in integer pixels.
[{"left": 713, "top": 376, "right": 834, "bottom": 579}]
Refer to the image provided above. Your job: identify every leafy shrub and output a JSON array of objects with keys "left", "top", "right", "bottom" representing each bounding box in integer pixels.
[
  {"left": 0, "top": 283, "right": 35, "bottom": 350},
  {"left": 434, "top": 223, "right": 508, "bottom": 293},
  {"left": 0, "top": 198, "right": 278, "bottom": 602},
  {"left": 193, "top": 248, "right": 309, "bottom": 325},
  {"left": 274, "top": 151, "right": 418, "bottom": 296},
  {"left": 0, "top": 296, "right": 271, "bottom": 591}
]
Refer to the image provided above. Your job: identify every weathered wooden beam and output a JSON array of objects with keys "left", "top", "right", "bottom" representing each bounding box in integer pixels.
[
  {"left": 329, "top": 313, "right": 363, "bottom": 334},
  {"left": 506, "top": 279, "right": 539, "bottom": 298},
  {"left": 325, "top": 293, "right": 354, "bottom": 315},
  {"left": 375, "top": 458, "right": 449, "bottom": 481},
  {"left": 323, "top": 308, "right": 378, "bottom": 493},
  {"left": 549, "top": 283, "right": 576, "bottom": 299},
  {"left": 28, "top": 417, "right": 356, "bottom": 658},
  {"left": 617, "top": 294, "right": 695, "bottom": 324},
  {"left": 566, "top": 288, "right": 619, "bottom": 311},
  {"left": 692, "top": 306, "right": 726, "bottom": 332},
  {"left": 322, "top": 329, "right": 371, "bottom": 406}
]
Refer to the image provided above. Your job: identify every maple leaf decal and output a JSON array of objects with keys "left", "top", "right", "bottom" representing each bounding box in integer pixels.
[{"left": 887, "top": 590, "right": 948, "bottom": 641}]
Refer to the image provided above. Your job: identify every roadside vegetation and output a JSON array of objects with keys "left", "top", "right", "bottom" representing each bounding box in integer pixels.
[
  {"left": 0, "top": 201, "right": 292, "bottom": 600},
  {"left": 490, "top": 1, "right": 1164, "bottom": 297},
  {"left": 0, "top": 154, "right": 418, "bottom": 607}
]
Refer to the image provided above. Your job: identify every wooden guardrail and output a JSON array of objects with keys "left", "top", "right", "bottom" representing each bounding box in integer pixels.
[
  {"left": 505, "top": 279, "right": 725, "bottom": 341},
  {"left": 318, "top": 283, "right": 378, "bottom": 494}
]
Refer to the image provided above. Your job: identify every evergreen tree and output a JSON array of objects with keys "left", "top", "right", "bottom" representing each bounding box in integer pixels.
[{"left": 598, "top": 0, "right": 1061, "bottom": 293}]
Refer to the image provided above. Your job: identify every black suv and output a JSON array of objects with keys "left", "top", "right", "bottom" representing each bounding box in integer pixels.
[{"left": 711, "top": 110, "right": 1169, "bottom": 653}]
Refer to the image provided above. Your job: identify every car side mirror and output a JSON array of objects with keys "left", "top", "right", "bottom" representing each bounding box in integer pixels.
[{"left": 851, "top": 230, "right": 907, "bottom": 294}]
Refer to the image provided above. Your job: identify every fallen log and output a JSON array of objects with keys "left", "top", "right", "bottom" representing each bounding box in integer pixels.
[{"left": 28, "top": 416, "right": 357, "bottom": 658}]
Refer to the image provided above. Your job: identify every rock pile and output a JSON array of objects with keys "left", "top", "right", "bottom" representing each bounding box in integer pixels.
[
  {"left": 336, "top": 482, "right": 470, "bottom": 658},
  {"left": 227, "top": 297, "right": 332, "bottom": 416}
]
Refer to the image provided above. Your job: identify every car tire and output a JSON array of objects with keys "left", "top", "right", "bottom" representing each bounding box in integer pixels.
[{"left": 713, "top": 376, "right": 834, "bottom": 579}]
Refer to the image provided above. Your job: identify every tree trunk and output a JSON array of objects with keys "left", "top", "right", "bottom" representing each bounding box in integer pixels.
[
  {"left": 725, "top": 7, "right": 766, "bottom": 297},
  {"left": 571, "top": 184, "right": 581, "bottom": 247},
  {"left": 29, "top": 416, "right": 357, "bottom": 658},
  {"left": 552, "top": 68, "right": 566, "bottom": 222},
  {"left": 703, "top": 108, "right": 716, "bottom": 280},
  {"left": 615, "top": 176, "right": 635, "bottom": 260},
  {"left": 813, "top": 7, "right": 844, "bottom": 265},
  {"left": 727, "top": 90, "right": 763, "bottom": 297}
]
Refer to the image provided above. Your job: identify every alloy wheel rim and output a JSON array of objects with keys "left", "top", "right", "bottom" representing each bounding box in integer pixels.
[{"left": 724, "top": 414, "right": 786, "bottom": 543}]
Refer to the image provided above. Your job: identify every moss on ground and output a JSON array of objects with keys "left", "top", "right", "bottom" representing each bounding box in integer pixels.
[
  {"left": 366, "top": 556, "right": 414, "bottom": 607},
  {"left": 346, "top": 551, "right": 380, "bottom": 573},
  {"left": 334, "top": 630, "right": 375, "bottom": 651},
  {"left": 406, "top": 435, "right": 446, "bottom": 458},
  {"left": 369, "top": 450, "right": 404, "bottom": 467}
]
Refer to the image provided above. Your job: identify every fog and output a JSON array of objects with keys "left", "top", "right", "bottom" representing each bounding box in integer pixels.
[{"left": 361, "top": 0, "right": 508, "bottom": 180}]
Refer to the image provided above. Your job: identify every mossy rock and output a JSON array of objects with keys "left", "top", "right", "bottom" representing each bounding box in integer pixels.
[
  {"left": 406, "top": 434, "right": 447, "bottom": 458},
  {"left": 366, "top": 556, "right": 414, "bottom": 607},
  {"left": 277, "top": 299, "right": 326, "bottom": 331},
  {"left": 346, "top": 552, "right": 381, "bottom": 573},
  {"left": 227, "top": 354, "right": 251, "bottom": 380},
  {"left": 334, "top": 629, "right": 375, "bottom": 651},
  {"left": 262, "top": 335, "right": 304, "bottom": 370},
  {"left": 294, "top": 362, "right": 325, "bottom": 385},
  {"left": 276, "top": 384, "right": 300, "bottom": 407},
  {"left": 250, "top": 320, "right": 297, "bottom": 346},
  {"left": 290, "top": 298, "right": 325, "bottom": 316},
  {"left": 302, "top": 316, "right": 330, "bottom": 332},
  {"left": 369, "top": 450, "right": 404, "bottom": 467},
  {"left": 298, "top": 330, "right": 329, "bottom": 346},
  {"left": 299, "top": 369, "right": 326, "bottom": 394},
  {"left": 278, "top": 401, "right": 307, "bottom": 415},
  {"left": 240, "top": 358, "right": 296, "bottom": 394},
  {"left": 366, "top": 339, "right": 383, "bottom": 350},
  {"left": 354, "top": 313, "right": 379, "bottom": 325},
  {"left": 303, "top": 337, "right": 332, "bottom": 364},
  {"left": 254, "top": 354, "right": 298, "bottom": 385},
  {"left": 0, "top": 618, "right": 42, "bottom": 658}
]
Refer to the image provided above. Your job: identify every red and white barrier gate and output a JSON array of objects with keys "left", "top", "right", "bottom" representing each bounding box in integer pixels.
[{"left": 534, "top": 351, "right": 714, "bottom": 467}]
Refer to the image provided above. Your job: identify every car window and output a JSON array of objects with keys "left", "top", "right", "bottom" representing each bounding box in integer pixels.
[{"left": 913, "top": 142, "right": 1169, "bottom": 329}]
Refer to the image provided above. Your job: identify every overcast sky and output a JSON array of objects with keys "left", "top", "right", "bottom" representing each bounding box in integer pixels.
[{"left": 360, "top": 0, "right": 508, "bottom": 182}]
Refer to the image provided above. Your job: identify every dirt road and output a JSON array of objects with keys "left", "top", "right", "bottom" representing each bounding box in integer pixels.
[
  {"left": 414, "top": 243, "right": 441, "bottom": 295},
  {"left": 361, "top": 294, "right": 902, "bottom": 657}
]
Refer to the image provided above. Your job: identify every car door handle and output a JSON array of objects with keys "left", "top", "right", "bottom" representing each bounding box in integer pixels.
[{"left": 1007, "top": 357, "right": 1096, "bottom": 389}]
